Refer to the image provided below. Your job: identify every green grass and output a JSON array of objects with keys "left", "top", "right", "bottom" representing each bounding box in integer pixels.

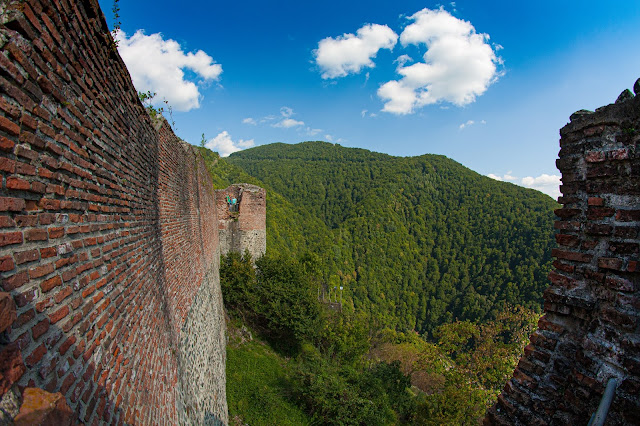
[{"left": 226, "top": 332, "right": 311, "bottom": 425}]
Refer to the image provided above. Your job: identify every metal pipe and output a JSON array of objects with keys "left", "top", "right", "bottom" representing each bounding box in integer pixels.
[{"left": 587, "top": 378, "right": 617, "bottom": 426}]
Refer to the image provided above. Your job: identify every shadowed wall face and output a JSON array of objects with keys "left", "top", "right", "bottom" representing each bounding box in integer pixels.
[
  {"left": 0, "top": 0, "right": 227, "bottom": 424},
  {"left": 486, "top": 88, "right": 639, "bottom": 425}
]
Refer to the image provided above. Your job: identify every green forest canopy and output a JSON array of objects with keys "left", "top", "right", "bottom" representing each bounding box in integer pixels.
[{"left": 203, "top": 141, "right": 557, "bottom": 334}]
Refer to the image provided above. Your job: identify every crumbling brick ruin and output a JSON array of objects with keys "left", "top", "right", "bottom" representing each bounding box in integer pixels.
[
  {"left": 215, "top": 184, "right": 266, "bottom": 261},
  {"left": 486, "top": 83, "right": 640, "bottom": 424},
  {"left": 0, "top": 0, "right": 228, "bottom": 423}
]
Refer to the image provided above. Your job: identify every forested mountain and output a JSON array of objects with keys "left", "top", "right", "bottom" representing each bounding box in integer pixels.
[{"left": 223, "top": 141, "right": 557, "bottom": 334}]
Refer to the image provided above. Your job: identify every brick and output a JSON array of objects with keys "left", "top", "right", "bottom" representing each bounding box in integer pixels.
[
  {"left": 554, "top": 208, "right": 581, "bottom": 219},
  {"left": 555, "top": 234, "right": 580, "bottom": 247},
  {"left": 2, "top": 271, "right": 28, "bottom": 291},
  {"left": 0, "top": 136, "right": 15, "bottom": 151},
  {"left": 15, "top": 308, "right": 35, "bottom": 328},
  {"left": 39, "top": 198, "right": 61, "bottom": 210},
  {"left": 587, "top": 197, "right": 604, "bottom": 206},
  {"left": 32, "top": 319, "right": 50, "bottom": 340},
  {"left": 41, "top": 275, "right": 62, "bottom": 293},
  {"left": 552, "top": 249, "right": 593, "bottom": 263},
  {"left": 0, "top": 115, "right": 20, "bottom": 136},
  {"left": 25, "top": 228, "right": 48, "bottom": 241},
  {"left": 29, "top": 262, "right": 55, "bottom": 279},
  {"left": 54, "top": 286, "right": 73, "bottom": 304},
  {"left": 15, "top": 249, "right": 40, "bottom": 264},
  {"left": 58, "top": 337, "right": 75, "bottom": 357},
  {"left": 548, "top": 270, "right": 578, "bottom": 289},
  {"left": 0, "top": 255, "right": 15, "bottom": 272},
  {"left": 586, "top": 223, "right": 612, "bottom": 236},
  {"left": 6, "top": 176, "right": 31, "bottom": 191},
  {"left": 36, "top": 298, "right": 54, "bottom": 313},
  {"left": 48, "top": 227, "right": 65, "bottom": 239},
  {"left": 587, "top": 207, "right": 615, "bottom": 220},
  {"left": 0, "top": 216, "right": 15, "bottom": 228},
  {"left": 617, "top": 210, "right": 640, "bottom": 222},
  {"left": 606, "top": 276, "right": 635, "bottom": 292},
  {"left": 598, "top": 257, "right": 624, "bottom": 271},
  {"left": 49, "top": 305, "right": 70, "bottom": 324},
  {"left": 609, "top": 241, "right": 639, "bottom": 254},
  {"left": 15, "top": 161, "right": 36, "bottom": 175},
  {"left": 40, "top": 247, "right": 57, "bottom": 258},
  {"left": 15, "top": 215, "right": 37, "bottom": 227},
  {"left": 0, "top": 197, "right": 25, "bottom": 212}
]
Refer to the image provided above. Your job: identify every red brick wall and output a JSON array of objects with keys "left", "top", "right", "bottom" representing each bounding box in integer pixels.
[
  {"left": 0, "top": 0, "right": 226, "bottom": 424},
  {"left": 486, "top": 86, "right": 639, "bottom": 424}
]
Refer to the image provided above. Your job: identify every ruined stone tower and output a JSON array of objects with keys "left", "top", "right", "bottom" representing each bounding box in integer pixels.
[
  {"left": 215, "top": 184, "right": 266, "bottom": 261},
  {"left": 486, "top": 83, "right": 640, "bottom": 425}
]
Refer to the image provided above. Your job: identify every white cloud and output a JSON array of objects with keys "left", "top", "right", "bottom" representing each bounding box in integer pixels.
[
  {"left": 395, "top": 54, "right": 413, "bottom": 68},
  {"left": 306, "top": 127, "right": 322, "bottom": 136},
  {"left": 115, "top": 30, "right": 222, "bottom": 112},
  {"left": 315, "top": 24, "right": 398, "bottom": 79},
  {"left": 487, "top": 172, "right": 560, "bottom": 199},
  {"left": 459, "top": 119, "right": 486, "bottom": 129},
  {"left": 270, "top": 106, "right": 305, "bottom": 128},
  {"left": 459, "top": 120, "right": 474, "bottom": 129},
  {"left": 325, "top": 134, "right": 334, "bottom": 142},
  {"left": 280, "top": 106, "right": 294, "bottom": 117},
  {"left": 503, "top": 172, "right": 517, "bottom": 182},
  {"left": 521, "top": 174, "right": 561, "bottom": 199},
  {"left": 273, "top": 118, "right": 305, "bottom": 128},
  {"left": 205, "top": 131, "right": 254, "bottom": 157},
  {"left": 242, "top": 118, "right": 257, "bottom": 125},
  {"left": 378, "top": 8, "right": 501, "bottom": 114}
]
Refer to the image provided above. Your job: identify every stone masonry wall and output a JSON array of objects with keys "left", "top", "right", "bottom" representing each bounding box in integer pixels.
[
  {"left": 0, "top": 0, "right": 227, "bottom": 424},
  {"left": 215, "top": 184, "right": 266, "bottom": 261},
  {"left": 486, "top": 83, "right": 639, "bottom": 424}
]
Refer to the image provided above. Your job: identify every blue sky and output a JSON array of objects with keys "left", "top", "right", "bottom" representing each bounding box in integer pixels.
[{"left": 98, "top": 0, "right": 640, "bottom": 199}]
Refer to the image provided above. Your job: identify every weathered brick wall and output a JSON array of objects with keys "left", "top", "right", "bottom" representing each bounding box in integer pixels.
[
  {"left": 486, "top": 84, "right": 639, "bottom": 425},
  {"left": 215, "top": 184, "right": 266, "bottom": 261},
  {"left": 0, "top": 0, "right": 227, "bottom": 424}
]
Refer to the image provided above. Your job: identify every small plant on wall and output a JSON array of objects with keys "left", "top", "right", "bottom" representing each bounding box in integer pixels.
[{"left": 138, "top": 91, "right": 164, "bottom": 119}]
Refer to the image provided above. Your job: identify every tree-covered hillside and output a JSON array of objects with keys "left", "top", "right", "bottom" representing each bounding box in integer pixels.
[{"left": 206, "top": 141, "right": 557, "bottom": 334}]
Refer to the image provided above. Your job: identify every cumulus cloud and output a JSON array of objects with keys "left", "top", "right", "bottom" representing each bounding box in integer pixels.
[
  {"left": 315, "top": 24, "right": 398, "bottom": 79},
  {"left": 521, "top": 174, "right": 561, "bottom": 199},
  {"left": 273, "top": 118, "right": 305, "bottom": 128},
  {"left": 116, "top": 29, "right": 222, "bottom": 112},
  {"left": 242, "top": 118, "right": 257, "bottom": 125},
  {"left": 488, "top": 172, "right": 560, "bottom": 199},
  {"left": 394, "top": 54, "right": 413, "bottom": 67},
  {"left": 269, "top": 106, "right": 305, "bottom": 128},
  {"left": 378, "top": 8, "right": 501, "bottom": 114},
  {"left": 205, "top": 131, "right": 254, "bottom": 157}
]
